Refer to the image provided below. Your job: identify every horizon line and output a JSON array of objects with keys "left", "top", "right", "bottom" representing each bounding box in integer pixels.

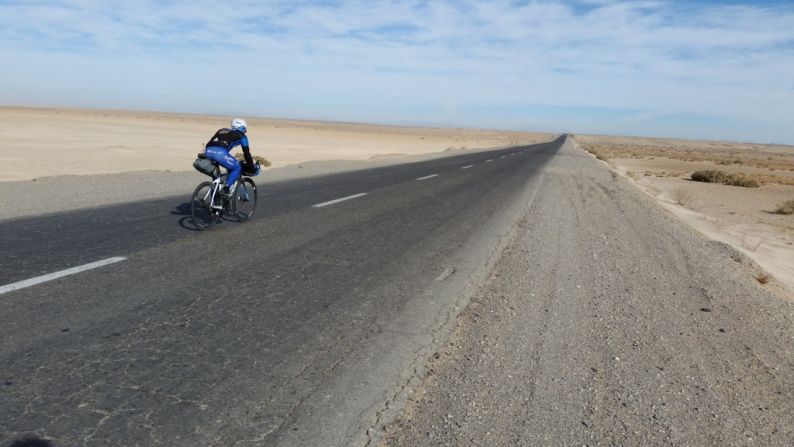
[{"left": 2, "top": 103, "right": 791, "bottom": 148}]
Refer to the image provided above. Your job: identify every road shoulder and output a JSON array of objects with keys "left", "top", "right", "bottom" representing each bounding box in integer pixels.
[{"left": 384, "top": 138, "right": 794, "bottom": 446}]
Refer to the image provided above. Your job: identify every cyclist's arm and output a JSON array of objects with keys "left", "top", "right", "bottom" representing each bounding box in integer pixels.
[{"left": 240, "top": 135, "right": 254, "bottom": 167}]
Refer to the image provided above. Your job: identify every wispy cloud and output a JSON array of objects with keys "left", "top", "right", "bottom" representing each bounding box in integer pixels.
[{"left": 1, "top": 0, "right": 793, "bottom": 142}]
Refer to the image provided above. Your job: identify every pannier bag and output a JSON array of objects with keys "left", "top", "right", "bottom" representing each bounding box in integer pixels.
[{"left": 193, "top": 157, "right": 217, "bottom": 177}]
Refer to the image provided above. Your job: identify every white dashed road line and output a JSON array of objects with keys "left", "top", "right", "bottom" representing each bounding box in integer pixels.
[
  {"left": 312, "top": 193, "right": 368, "bottom": 208},
  {"left": 0, "top": 257, "right": 127, "bottom": 296},
  {"left": 416, "top": 174, "right": 439, "bottom": 181},
  {"left": 486, "top": 159, "right": 493, "bottom": 163},
  {"left": 461, "top": 165, "right": 474, "bottom": 169}
]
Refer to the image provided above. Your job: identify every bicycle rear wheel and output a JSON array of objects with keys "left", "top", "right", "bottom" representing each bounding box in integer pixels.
[
  {"left": 233, "top": 178, "right": 257, "bottom": 220},
  {"left": 191, "top": 181, "right": 217, "bottom": 230}
]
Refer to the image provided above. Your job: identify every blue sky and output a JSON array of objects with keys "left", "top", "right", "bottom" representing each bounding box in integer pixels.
[{"left": 1, "top": 0, "right": 793, "bottom": 143}]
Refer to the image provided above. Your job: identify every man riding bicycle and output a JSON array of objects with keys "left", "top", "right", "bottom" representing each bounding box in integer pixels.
[{"left": 204, "top": 118, "right": 260, "bottom": 197}]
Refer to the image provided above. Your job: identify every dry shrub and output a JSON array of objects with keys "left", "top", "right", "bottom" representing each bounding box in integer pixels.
[
  {"left": 747, "top": 174, "right": 794, "bottom": 186},
  {"left": 691, "top": 170, "right": 726, "bottom": 182},
  {"left": 755, "top": 274, "right": 770, "bottom": 284},
  {"left": 740, "top": 234, "right": 763, "bottom": 252},
  {"left": 773, "top": 199, "right": 794, "bottom": 215},
  {"left": 691, "top": 170, "right": 759, "bottom": 188},
  {"left": 728, "top": 177, "right": 759, "bottom": 188},
  {"left": 574, "top": 139, "right": 794, "bottom": 172},
  {"left": 589, "top": 150, "right": 608, "bottom": 161},
  {"left": 672, "top": 187, "right": 693, "bottom": 207}
]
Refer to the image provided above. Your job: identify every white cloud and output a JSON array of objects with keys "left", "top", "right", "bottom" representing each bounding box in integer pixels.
[{"left": 1, "top": 0, "right": 793, "bottom": 142}]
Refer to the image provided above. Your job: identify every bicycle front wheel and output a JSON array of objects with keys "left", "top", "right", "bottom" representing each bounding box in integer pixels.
[
  {"left": 191, "top": 181, "right": 216, "bottom": 230},
  {"left": 233, "top": 177, "right": 257, "bottom": 221}
]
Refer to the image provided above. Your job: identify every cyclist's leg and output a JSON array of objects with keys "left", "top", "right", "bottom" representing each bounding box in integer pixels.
[
  {"left": 224, "top": 153, "right": 241, "bottom": 188},
  {"left": 204, "top": 146, "right": 240, "bottom": 188}
]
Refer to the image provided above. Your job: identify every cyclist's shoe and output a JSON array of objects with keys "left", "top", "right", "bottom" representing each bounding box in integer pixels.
[{"left": 221, "top": 182, "right": 237, "bottom": 199}]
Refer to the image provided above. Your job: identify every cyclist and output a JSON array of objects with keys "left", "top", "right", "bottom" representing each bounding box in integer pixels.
[{"left": 204, "top": 118, "right": 259, "bottom": 197}]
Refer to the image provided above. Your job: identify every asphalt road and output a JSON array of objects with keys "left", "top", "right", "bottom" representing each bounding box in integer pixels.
[{"left": 0, "top": 137, "right": 564, "bottom": 446}]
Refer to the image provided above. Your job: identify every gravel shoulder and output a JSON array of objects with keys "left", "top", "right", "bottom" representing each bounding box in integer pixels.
[{"left": 384, "top": 139, "right": 794, "bottom": 446}]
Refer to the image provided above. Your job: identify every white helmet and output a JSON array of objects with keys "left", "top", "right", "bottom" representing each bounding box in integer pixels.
[{"left": 231, "top": 118, "right": 247, "bottom": 132}]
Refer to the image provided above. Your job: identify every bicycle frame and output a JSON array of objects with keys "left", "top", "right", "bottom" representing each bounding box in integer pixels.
[
  {"left": 204, "top": 175, "right": 247, "bottom": 211},
  {"left": 206, "top": 176, "right": 224, "bottom": 210}
]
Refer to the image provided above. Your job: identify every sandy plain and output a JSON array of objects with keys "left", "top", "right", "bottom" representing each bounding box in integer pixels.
[
  {"left": 0, "top": 107, "right": 551, "bottom": 182},
  {"left": 575, "top": 134, "right": 794, "bottom": 296}
]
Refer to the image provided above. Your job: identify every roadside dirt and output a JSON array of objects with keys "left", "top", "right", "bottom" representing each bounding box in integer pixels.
[
  {"left": 384, "top": 140, "right": 794, "bottom": 446},
  {"left": 573, "top": 134, "right": 794, "bottom": 295}
]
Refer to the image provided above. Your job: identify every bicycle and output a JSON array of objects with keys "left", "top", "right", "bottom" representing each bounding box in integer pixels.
[{"left": 190, "top": 155, "right": 260, "bottom": 230}]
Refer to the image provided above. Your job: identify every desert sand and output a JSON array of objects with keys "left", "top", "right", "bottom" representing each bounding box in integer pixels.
[
  {"left": 575, "top": 134, "right": 794, "bottom": 295},
  {"left": 1, "top": 107, "right": 552, "bottom": 182}
]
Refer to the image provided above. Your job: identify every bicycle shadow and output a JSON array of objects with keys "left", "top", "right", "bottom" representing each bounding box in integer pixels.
[
  {"left": 171, "top": 202, "right": 197, "bottom": 230},
  {"left": 173, "top": 201, "right": 237, "bottom": 231},
  {"left": 172, "top": 202, "right": 191, "bottom": 216},
  {"left": 7, "top": 436, "right": 55, "bottom": 447}
]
